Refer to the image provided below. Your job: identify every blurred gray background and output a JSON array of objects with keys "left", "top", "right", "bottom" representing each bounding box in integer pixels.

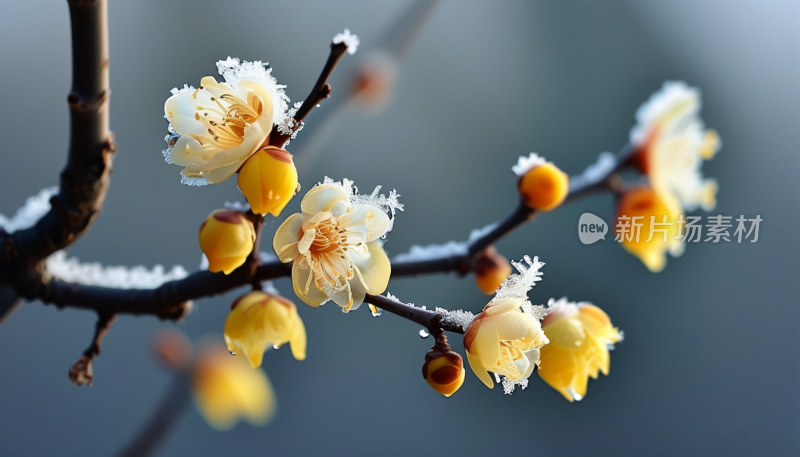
[{"left": 1, "top": 0, "right": 798, "bottom": 456}]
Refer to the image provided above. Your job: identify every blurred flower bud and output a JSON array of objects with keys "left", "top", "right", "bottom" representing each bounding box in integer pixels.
[
  {"left": 615, "top": 186, "right": 682, "bottom": 272},
  {"left": 422, "top": 333, "right": 465, "bottom": 397},
  {"left": 351, "top": 52, "right": 398, "bottom": 111},
  {"left": 237, "top": 146, "right": 299, "bottom": 216},
  {"left": 474, "top": 247, "right": 512, "bottom": 295},
  {"left": 153, "top": 328, "right": 193, "bottom": 370},
  {"left": 225, "top": 291, "right": 306, "bottom": 368},
  {"left": 538, "top": 298, "right": 623, "bottom": 402},
  {"left": 198, "top": 210, "right": 256, "bottom": 275},
  {"left": 513, "top": 153, "right": 569, "bottom": 211},
  {"left": 192, "top": 342, "right": 276, "bottom": 430}
]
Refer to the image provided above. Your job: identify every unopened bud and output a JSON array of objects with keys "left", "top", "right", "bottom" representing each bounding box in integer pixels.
[
  {"left": 474, "top": 247, "right": 512, "bottom": 295},
  {"left": 517, "top": 162, "right": 569, "bottom": 211},
  {"left": 238, "top": 147, "right": 299, "bottom": 216},
  {"left": 422, "top": 334, "right": 465, "bottom": 397},
  {"left": 153, "top": 328, "right": 193, "bottom": 370},
  {"left": 198, "top": 210, "right": 256, "bottom": 275}
]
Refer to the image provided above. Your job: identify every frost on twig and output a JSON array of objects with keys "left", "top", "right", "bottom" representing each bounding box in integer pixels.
[
  {"left": 569, "top": 151, "right": 616, "bottom": 189},
  {"left": 47, "top": 252, "right": 189, "bottom": 289},
  {"left": 0, "top": 186, "right": 58, "bottom": 233},
  {"left": 391, "top": 222, "right": 498, "bottom": 263},
  {"left": 333, "top": 29, "right": 360, "bottom": 55},
  {"left": 435, "top": 308, "right": 475, "bottom": 332}
]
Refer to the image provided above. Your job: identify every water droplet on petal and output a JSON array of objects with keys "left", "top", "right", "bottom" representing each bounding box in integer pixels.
[
  {"left": 273, "top": 344, "right": 281, "bottom": 350},
  {"left": 419, "top": 329, "right": 430, "bottom": 338},
  {"left": 371, "top": 310, "right": 382, "bottom": 317},
  {"left": 566, "top": 387, "right": 583, "bottom": 402},
  {"left": 229, "top": 351, "right": 236, "bottom": 356}
]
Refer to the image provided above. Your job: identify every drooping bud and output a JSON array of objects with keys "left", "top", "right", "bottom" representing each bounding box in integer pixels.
[
  {"left": 473, "top": 247, "right": 512, "bottom": 295},
  {"left": 615, "top": 186, "right": 682, "bottom": 272},
  {"left": 422, "top": 331, "right": 465, "bottom": 397},
  {"left": 516, "top": 160, "right": 569, "bottom": 211},
  {"left": 225, "top": 291, "right": 307, "bottom": 368},
  {"left": 237, "top": 146, "right": 299, "bottom": 216},
  {"left": 198, "top": 210, "right": 256, "bottom": 275}
]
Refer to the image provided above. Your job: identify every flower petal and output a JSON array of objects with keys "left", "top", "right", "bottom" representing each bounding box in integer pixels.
[
  {"left": 301, "top": 184, "right": 349, "bottom": 216},
  {"left": 350, "top": 241, "right": 391, "bottom": 303},
  {"left": 289, "top": 313, "right": 307, "bottom": 361},
  {"left": 466, "top": 351, "right": 494, "bottom": 389},
  {"left": 273, "top": 213, "right": 303, "bottom": 262},
  {"left": 292, "top": 262, "right": 329, "bottom": 307}
]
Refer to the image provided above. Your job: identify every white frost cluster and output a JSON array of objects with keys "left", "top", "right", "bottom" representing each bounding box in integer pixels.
[
  {"left": 223, "top": 201, "right": 250, "bottom": 211},
  {"left": 630, "top": 81, "right": 699, "bottom": 147},
  {"left": 491, "top": 255, "right": 545, "bottom": 315},
  {"left": 317, "top": 177, "right": 404, "bottom": 235},
  {"left": 435, "top": 307, "right": 475, "bottom": 332},
  {"left": 332, "top": 29, "right": 360, "bottom": 55},
  {"left": 0, "top": 186, "right": 58, "bottom": 233},
  {"left": 392, "top": 241, "right": 466, "bottom": 263},
  {"left": 502, "top": 377, "right": 528, "bottom": 395},
  {"left": 546, "top": 296, "right": 579, "bottom": 317},
  {"left": 215, "top": 57, "right": 292, "bottom": 130},
  {"left": 511, "top": 153, "right": 546, "bottom": 176},
  {"left": 47, "top": 251, "right": 189, "bottom": 289},
  {"left": 391, "top": 223, "right": 498, "bottom": 263},
  {"left": 570, "top": 152, "right": 615, "bottom": 188}
]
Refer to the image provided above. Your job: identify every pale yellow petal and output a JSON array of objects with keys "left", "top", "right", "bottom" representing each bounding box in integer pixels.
[
  {"left": 292, "top": 262, "right": 329, "bottom": 307},
  {"left": 289, "top": 314, "right": 307, "bottom": 361},
  {"left": 272, "top": 213, "right": 303, "bottom": 262},
  {"left": 466, "top": 351, "right": 494, "bottom": 389},
  {"left": 301, "top": 184, "right": 349, "bottom": 216}
]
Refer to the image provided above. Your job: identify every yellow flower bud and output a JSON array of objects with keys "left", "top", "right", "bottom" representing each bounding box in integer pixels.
[
  {"left": 237, "top": 146, "right": 299, "bottom": 216},
  {"left": 192, "top": 343, "right": 276, "bottom": 430},
  {"left": 538, "top": 298, "right": 622, "bottom": 402},
  {"left": 474, "top": 247, "right": 512, "bottom": 295},
  {"left": 224, "top": 291, "right": 306, "bottom": 368},
  {"left": 198, "top": 210, "right": 256, "bottom": 275},
  {"left": 517, "top": 162, "right": 569, "bottom": 211},
  {"left": 422, "top": 346, "right": 465, "bottom": 398},
  {"left": 616, "top": 186, "right": 682, "bottom": 272}
]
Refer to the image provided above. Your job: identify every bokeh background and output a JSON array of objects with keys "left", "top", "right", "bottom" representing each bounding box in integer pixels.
[{"left": 1, "top": 0, "right": 798, "bottom": 456}]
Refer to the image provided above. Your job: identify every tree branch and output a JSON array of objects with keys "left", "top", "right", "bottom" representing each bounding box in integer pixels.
[{"left": 269, "top": 42, "right": 350, "bottom": 148}]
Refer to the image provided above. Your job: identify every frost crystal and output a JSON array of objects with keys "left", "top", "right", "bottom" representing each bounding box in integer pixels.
[
  {"left": 630, "top": 81, "right": 700, "bottom": 147},
  {"left": 216, "top": 57, "right": 292, "bottom": 130},
  {"left": 511, "top": 153, "right": 547, "bottom": 176},
  {"left": 492, "top": 255, "right": 545, "bottom": 305},
  {"left": 47, "top": 251, "right": 189, "bottom": 289},
  {"left": 502, "top": 376, "right": 529, "bottom": 395},
  {"left": 317, "top": 177, "right": 404, "bottom": 235},
  {"left": 570, "top": 152, "right": 615, "bottom": 189},
  {"left": 435, "top": 308, "right": 476, "bottom": 332},
  {"left": 223, "top": 201, "right": 250, "bottom": 211},
  {"left": 0, "top": 186, "right": 58, "bottom": 233},
  {"left": 332, "top": 29, "right": 360, "bottom": 55},
  {"left": 392, "top": 241, "right": 467, "bottom": 263}
]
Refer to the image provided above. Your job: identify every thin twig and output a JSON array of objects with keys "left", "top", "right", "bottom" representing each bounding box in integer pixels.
[
  {"left": 269, "top": 42, "right": 350, "bottom": 148},
  {"left": 117, "top": 373, "right": 191, "bottom": 457},
  {"left": 68, "top": 312, "right": 116, "bottom": 386}
]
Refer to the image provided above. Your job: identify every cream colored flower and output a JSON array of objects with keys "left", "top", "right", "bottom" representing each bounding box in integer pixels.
[
  {"left": 463, "top": 256, "right": 549, "bottom": 394},
  {"left": 273, "top": 178, "right": 402, "bottom": 312},
  {"left": 163, "top": 58, "right": 291, "bottom": 186},
  {"left": 630, "top": 81, "right": 721, "bottom": 215},
  {"left": 191, "top": 342, "right": 276, "bottom": 430},
  {"left": 538, "top": 298, "right": 623, "bottom": 402}
]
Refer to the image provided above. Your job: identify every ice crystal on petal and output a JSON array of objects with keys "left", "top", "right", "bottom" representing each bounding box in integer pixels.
[
  {"left": 630, "top": 81, "right": 699, "bottom": 147},
  {"left": 492, "top": 255, "right": 545, "bottom": 303},
  {"left": 435, "top": 308, "right": 476, "bottom": 332},
  {"left": 180, "top": 173, "right": 208, "bottom": 187},
  {"left": 502, "top": 376, "right": 529, "bottom": 395},
  {"left": 47, "top": 251, "right": 189, "bottom": 289},
  {"left": 0, "top": 186, "right": 58, "bottom": 233},
  {"left": 215, "top": 57, "right": 291, "bottom": 130},
  {"left": 332, "top": 29, "right": 360, "bottom": 55},
  {"left": 316, "top": 178, "right": 403, "bottom": 235},
  {"left": 511, "top": 153, "right": 547, "bottom": 176}
]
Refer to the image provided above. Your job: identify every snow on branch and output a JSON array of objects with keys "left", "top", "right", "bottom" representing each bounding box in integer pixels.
[
  {"left": 47, "top": 252, "right": 189, "bottom": 289},
  {"left": 0, "top": 186, "right": 58, "bottom": 233}
]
